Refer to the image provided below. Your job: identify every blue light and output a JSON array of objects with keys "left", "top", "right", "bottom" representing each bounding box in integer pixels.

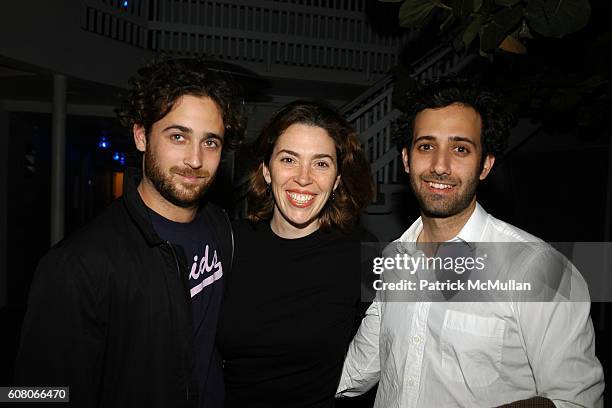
[
  {"left": 113, "top": 152, "right": 126, "bottom": 165},
  {"left": 123, "top": 1, "right": 128, "bottom": 7},
  {"left": 98, "top": 136, "right": 110, "bottom": 149}
]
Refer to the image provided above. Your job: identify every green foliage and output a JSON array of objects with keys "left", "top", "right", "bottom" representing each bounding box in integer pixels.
[
  {"left": 460, "top": 14, "right": 485, "bottom": 48},
  {"left": 480, "top": 5, "right": 524, "bottom": 52},
  {"left": 398, "top": 0, "right": 438, "bottom": 28},
  {"left": 376, "top": 1, "right": 609, "bottom": 134},
  {"left": 382, "top": 0, "right": 591, "bottom": 55},
  {"left": 526, "top": 0, "right": 591, "bottom": 38},
  {"left": 495, "top": 0, "right": 521, "bottom": 6}
]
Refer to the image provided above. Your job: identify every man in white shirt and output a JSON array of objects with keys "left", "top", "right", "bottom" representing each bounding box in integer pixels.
[{"left": 337, "top": 78, "right": 604, "bottom": 407}]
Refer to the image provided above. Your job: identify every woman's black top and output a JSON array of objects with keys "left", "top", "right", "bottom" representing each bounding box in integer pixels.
[{"left": 217, "top": 220, "right": 374, "bottom": 408}]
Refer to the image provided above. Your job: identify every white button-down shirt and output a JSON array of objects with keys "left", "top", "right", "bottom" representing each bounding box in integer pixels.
[{"left": 338, "top": 203, "right": 604, "bottom": 407}]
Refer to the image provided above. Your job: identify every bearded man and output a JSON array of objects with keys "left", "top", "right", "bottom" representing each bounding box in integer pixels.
[
  {"left": 337, "top": 78, "right": 604, "bottom": 407},
  {"left": 15, "top": 58, "right": 245, "bottom": 408}
]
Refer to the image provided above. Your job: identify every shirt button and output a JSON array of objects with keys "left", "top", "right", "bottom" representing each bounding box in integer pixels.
[
  {"left": 413, "top": 335, "right": 422, "bottom": 344},
  {"left": 407, "top": 377, "right": 415, "bottom": 387}
]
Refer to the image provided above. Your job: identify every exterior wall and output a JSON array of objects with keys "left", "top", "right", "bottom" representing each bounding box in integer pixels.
[{"left": 0, "top": 0, "right": 153, "bottom": 88}]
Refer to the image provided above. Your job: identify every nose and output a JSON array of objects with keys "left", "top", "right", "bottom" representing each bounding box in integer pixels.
[
  {"left": 184, "top": 144, "right": 203, "bottom": 169},
  {"left": 431, "top": 150, "right": 451, "bottom": 176},
  {"left": 294, "top": 164, "right": 312, "bottom": 186}
]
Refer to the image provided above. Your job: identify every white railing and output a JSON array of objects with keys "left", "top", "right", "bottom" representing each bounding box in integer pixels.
[
  {"left": 82, "top": 0, "right": 150, "bottom": 48},
  {"left": 148, "top": 0, "right": 411, "bottom": 83},
  {"left": 82, "top": 0, "right": 415, "bottom": 84},
  {"left": 269, "top": 0, "right": 366, "bottom": 13}
]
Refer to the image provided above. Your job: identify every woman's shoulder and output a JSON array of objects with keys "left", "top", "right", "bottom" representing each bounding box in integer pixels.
[{"left": 231, "top": 218, "right": 268, "bottom": 238}]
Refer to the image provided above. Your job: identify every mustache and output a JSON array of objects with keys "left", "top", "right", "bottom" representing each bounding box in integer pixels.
[
  {"left": 171, "top": 167, "right": 211, "bottom": 178},
  {"left": 421, "top": 175, "right": 457, "bottom": 184}
]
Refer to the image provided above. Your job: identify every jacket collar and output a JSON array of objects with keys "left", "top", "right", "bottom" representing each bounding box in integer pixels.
[{"left": 122, "top": 167, "right": 165, "bottom": 246}]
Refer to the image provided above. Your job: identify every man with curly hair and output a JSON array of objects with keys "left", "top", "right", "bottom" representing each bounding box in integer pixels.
[
  {"left": 337, "top": 78, "right": 603, "bottom": 407},
  {"left": 15, "top": 58, "right": 246, "bottom": 408}
]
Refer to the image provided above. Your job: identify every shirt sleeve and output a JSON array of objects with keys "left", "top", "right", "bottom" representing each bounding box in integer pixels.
[
  {"left": 14, "top": 248, "right": 107, "bottom": 407},
  {"left": 336, "top": 295, "right": 382, "bottom": 397},
  {"left": 515, "top": 251, "right": 604, "bottom": 408}
]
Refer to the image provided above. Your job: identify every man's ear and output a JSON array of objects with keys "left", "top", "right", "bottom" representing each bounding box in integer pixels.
[
  {"left": 401, "top": 147, "right": 410, "bottom": 174},
  {"left": 262, "top": 162, "right": 271, "bottom": 184},
  {"left": 479, "top": 154, "right": 496, "bottom": 180},
  {"left": 133, "top": 124, "right": 147, "bottom": 153}
]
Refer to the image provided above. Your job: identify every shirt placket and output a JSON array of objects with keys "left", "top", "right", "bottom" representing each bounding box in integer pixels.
[{"left": 402, "top": 300, "right": 430, "bottom": 407}]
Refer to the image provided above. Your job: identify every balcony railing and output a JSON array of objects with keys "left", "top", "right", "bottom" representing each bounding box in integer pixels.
[
  {"left": 82, "top": 0, "right": 415, "bottom": 84},
  {"left": 82, "top": 0, "right": 150, "bottom": 48}
]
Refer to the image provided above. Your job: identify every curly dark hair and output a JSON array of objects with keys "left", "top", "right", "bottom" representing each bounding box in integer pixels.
[
  {"left": 393, "top": 77, "right": 513, "bottom": 160},
  {"left": 116, "top": 57, "right": 246, "bottom": 149},
  {"left": 248, "top": 100, "right": 374, "bottom": 233}
]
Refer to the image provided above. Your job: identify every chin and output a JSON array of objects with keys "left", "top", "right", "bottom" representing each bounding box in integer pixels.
[{"left": 287, "top": 216, "right": 315, "bottom": 228}]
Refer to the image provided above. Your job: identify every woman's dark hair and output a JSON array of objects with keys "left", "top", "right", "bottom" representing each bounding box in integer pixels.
[
  {"left": 393, "top": 77, "right": 513, "bottom": 160},
  {"left": 117, "top": 57, "right": 246, "bottom": 149},
  {"left": 248, "top": 100, "right": 374, "bottom": 233}
]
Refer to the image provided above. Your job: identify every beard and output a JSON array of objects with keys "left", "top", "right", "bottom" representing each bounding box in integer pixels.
[
  {"left": 409, "top": 172, "right": 479, "bottom": 219},
  {"left": 143, "top": 149, "right": 214, "bottom": 208}
]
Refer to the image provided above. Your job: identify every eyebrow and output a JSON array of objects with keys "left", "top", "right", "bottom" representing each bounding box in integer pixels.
[
  {"left": 163, "top": 124, "right": 192, "bottom": 133},
  {"left": 276, "top": 149, "right": 335, "bottom": 160},
  {"left": 449, "top": 136, "right": 476, "bottom": 147},
  {"left": 413, "top": 135, "right": 477, "bottom": 147},
  {"left": 163, "top": 124, "right": 224, "bottom": 141}
]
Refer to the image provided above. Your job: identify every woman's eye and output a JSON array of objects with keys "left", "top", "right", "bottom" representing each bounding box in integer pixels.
[
  {"left": 280, "top": 157, "right": 295, "bottom": 164},
  {"left": 315, "top": 161, "right": 330, "bottom": 168}
]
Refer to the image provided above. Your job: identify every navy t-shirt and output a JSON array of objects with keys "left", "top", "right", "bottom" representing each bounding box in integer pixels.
[{"left": 149, "top": 208, "right": 225, "bottom": 408}]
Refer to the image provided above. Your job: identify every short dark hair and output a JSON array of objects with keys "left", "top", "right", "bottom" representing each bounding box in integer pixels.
[
  {"left": 117, "top": 57, "right": 246, "bottom": 149},
  {"left": 393, "top": 77, "right": 513, "bottom": 159},
  {"left": 248, "top": 100, "right": 374, "bottom": 233}
]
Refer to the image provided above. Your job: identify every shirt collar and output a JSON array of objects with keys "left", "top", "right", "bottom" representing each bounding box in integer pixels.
[{"left": 396, "top": 202, "right": 489, "bottom": 246}]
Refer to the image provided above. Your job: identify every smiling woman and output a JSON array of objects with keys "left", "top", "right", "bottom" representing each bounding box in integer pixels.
[
  {"left": 217, "top": 100, "right": 376, "bottom": 408},
  {"left": 248, "top": 100, "right": 374, "bottom": 236},
  {"left": 263, "top": 123, "right": 341, "bottom": 238}
]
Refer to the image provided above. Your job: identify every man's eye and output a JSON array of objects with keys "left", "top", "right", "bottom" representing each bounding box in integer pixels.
[
  {"left": 204, "top": 139, "right": 219, "bottom": 148},
  {"left": 417, "top": 144, "right": 432, "bottom": 151},
  {"left": 455, "top": 145, "right": 469, "bottom": 153},
  {"left": 280, "top": 157, "right": 295, "bottom": 164},
  {"left": 315, "top": 161, "right": 330, "bottom": 168},
  {"left": 171, "top": 134, "right": 185, "bottom": 142}
]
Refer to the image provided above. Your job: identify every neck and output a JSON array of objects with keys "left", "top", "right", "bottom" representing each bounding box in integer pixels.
[
  {"left": 137, "top": 178, "right": 197, "bottom": 223},
  {"left": 418, "top": 199, "right": 477, "bottom": 243},
  {"left": 270, "top": 212, "right": 320, "bottom": 239}
]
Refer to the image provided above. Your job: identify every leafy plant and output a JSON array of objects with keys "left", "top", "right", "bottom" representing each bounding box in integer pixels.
[{"left": 380, "top": 0, "right": 591, "bottom": 55}]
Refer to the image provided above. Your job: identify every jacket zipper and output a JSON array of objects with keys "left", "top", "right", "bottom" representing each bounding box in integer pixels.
[{"left": 165, "top": 241, "right": 189, "bottom": 401}]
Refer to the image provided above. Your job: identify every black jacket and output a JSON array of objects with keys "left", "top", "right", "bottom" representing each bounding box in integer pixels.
[{"left": 15, "top": 168, "right": 233, "bottom": 408}]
